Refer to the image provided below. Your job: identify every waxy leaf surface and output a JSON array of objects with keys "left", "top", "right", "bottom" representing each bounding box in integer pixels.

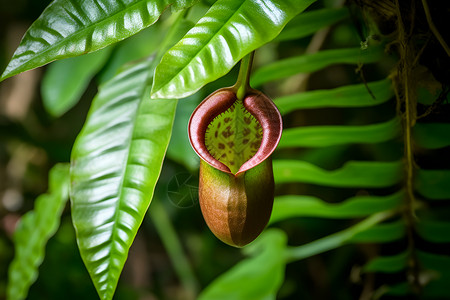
[
  {"left": 1, "top": 0, "right": 196, "bottom": 81},
  {"left": 152, "top": 0, "right": 317, "bottom": 99},
  {"left": 70, "top": 60, "right": 176, "bottom": 300}
]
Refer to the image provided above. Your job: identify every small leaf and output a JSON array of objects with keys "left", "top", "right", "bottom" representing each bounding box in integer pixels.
[
  {"left": 198, "top": 229, "right": 287, "bottom": 300},
  {"left": 285, "top": 211, "right": 395, "bottom": 262},
  {"left": 278, "top": 118, "right": 400, "bottom": 148},
  {"left": 151, "top": 0, "right": 317, "bottom": 99},
  {"left": 416, "top": 220, "right": 450, "bottom": 243},
  {"left": 350, "top": 220, "right": 405, "bottom": 243},
  {"left": 417, "top": 250, "right": 450, "bottom": 298},
  {"left": 273, "top": 160, "right": 403, "bottom": 188},
  {"left": 70, "top": 60, "right": 177, "bottom": 300},
  {"left": 42, "top": 47, "right": 112, "bottom": 117},
  {"left": 413, "top": 123, "right": 450, "bottom": 149},
  {"left": 275, "top": 7, "right": 348, "bottom": 42},
  {"left": 270, "top": 191, "right": 403, "bottom": 223},
  {"left": 364, "top": 251, "right": 409, "bottom": 273},
  {"left": 1, "top": 0, "right": 198, "bottom": 81},
  {"left": 415, "top": 169, "right": 450, "bottom": 200},
  {"left": 251, "top": 46, "right": 384, "bottom": 87},
  {"left": 7, "top": 164, "right": 70, "bottom": 300},
  {"left": 275, "top": 79, "right": 393, "bottom": 115}
]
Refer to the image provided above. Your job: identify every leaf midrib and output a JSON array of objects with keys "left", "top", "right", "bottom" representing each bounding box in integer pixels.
[
  {"left": 3, "top": 0, "right": 170, "bottom": 80},
  {"left": 98, "top": 65, "right": 151, "bottom": 298},
  {"left": 153, "top": 0, "right": 248, "bottom": 94}
]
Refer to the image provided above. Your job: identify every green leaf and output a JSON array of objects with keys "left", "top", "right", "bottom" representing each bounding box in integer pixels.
[
  {"left": 0, "top": 0, "right": 197, "bottom": 81},
  {"left": 413, "top": 123, "right": 450, "bottom": 149},
  {"left": 275, "top": 8, "right": 348, "bottom": 42},
  {"left": 363, "top": 251, "right": 409, "bottom": 273},
  {"left": 42, "top": 47, "right": 112, "bottom": 117},
  {"left": 285, "top": 210, "right": 395, "bottom": 262},
  {"left": 278, "top": 118, "right": 400, "bottom": 148},
  {"left": 198, "top": 229, "right": 287, "bottom": 300},
  {"left": 251, "top": 46, "right": 384, "bottom": 87},
  {"left": 383, "top": 283, "right": 412, "bottom": 296},
  {"left": 416, "top": 220, "right": 450, "bottom": 243},
  {"left": 350, "top": 220, "right": 405, "bottom": 243},
  {"left": 415, "top": 169, "right": 450, "bottom": 200},
  {"left": 417, "top": 251, "right": 450, "bottom": 298},
  {"left": 270, "top": 191, "right": 403, "bottom": 223},
  {"left": 273, "top": 160, "right": 403, "bottom": 188},
  {"left": 7, "top": 164, "right": 70, "bottom": 300},
  {"left": 70, "top": 60, "right": 177, "bottom": 300},
  {"left": 151, "top": 0, "right": 317, "bottom": 99},
  {"left": 275, "top": 79, "right": 393, "bottom": 115}
]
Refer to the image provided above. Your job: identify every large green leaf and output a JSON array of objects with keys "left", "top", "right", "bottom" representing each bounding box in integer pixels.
[
  {"left": 275, "top": 79, "right": 393, "bottom": 115},
  {"left": 151, "top": 0, "right": 317, "bottom": 99},
  {"left": 7, "top": 164, "right": 70, "bottom": 300},
  {"left": 275, "top": 7, "right": 348, "bottom": 42},
  {"left": 70, "top": 60, "right": 177, "bottom": 300},
  {"left": 198, "top": 229, "right": 287, "bottom": 300},
  {"left": 270, "top": 192, "right": 403, "bottom": 223},
  {"left": 278, "top": 118, "right": 400, "bottom": 148},
  {"left": 273, "top": 160, "right": 403, "bottom": 188},
  {"left": 0, "top": 0, "right": 197, "bottom": 81},
  {"left": 415, "top": 169, "right": 450, "bottom": 200},
  {"left": 42, "top": 47, "right": 112, "bottom": 117},
  {"left": 363, "top": 251, "right": 409, "bottom": 273},
  {"left": 251, "top": 46, "right": 384, "bottom": 87},
  {"left": 413, "top": 123, "right": 450, "bottom": 149}
]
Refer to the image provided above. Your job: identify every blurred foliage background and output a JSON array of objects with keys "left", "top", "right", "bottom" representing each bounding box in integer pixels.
[{"left": 1, "top": 0, "right": 450, "bottom": 299}]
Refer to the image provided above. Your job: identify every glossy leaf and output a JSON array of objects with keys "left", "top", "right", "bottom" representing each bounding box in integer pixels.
[
  {"left": 278, "top": 118, "right": 400, "bottom": 148},
  {"left": 275, "top": 79, "right": 393, "bottom": 115},
  {"left": 416, "top": 220, "right": 450, "bottom": 243},
  {"left": 415, "top": 169, "right": 450, "bottom": 200},
  {"left": 251, "top": 46, "right": 384, "bottom": 87},
  {"left": 275, "top": 8, "right": 348, "bottom": 42},
  {"left": 198, "top": 229, "right": 287, "bottom": 300},
  {"left": 413, "top": 123, "right": 450, "bottom": 149},
  {"left": 151, "top": 0, "right": 317, "bottom": 99},
  {"left": 363, "top": 251, "right": 409, "bottom": 273},
  {"left": 70, "top": 60, "right": 177, "bottom": 300},
  {"left": 350, "top": 220, "right": 405, "bottom": 243},
  {"left": 0, "top": 0, "right": 197, "bottom": 81},
  {"left": 273, "top": 160, "right": 403, "bottom": 188},
  {"left": 270, "top": 192, "right": 403, "bottom": 223},
  {"left": 42, "top": 47, "right": 112, "bottom": 117},
  {"left": 7, "top": 164, "right": 70, "bottom": 300}
]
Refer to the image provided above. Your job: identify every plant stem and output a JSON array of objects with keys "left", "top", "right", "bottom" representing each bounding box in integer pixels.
[
  {"left": 235, "top": 51, "right": 255, "bottom": 100},
  {"left": 421, "top": 0, "right": 450, "bottom": 57},
  {"left": 394, "top": 0, "right": 421, "bottom": 291},
  {"left": 284, "top": 210, "right": 396, "bottom": 263},
  {"left": 149, "top": 200, "right": 199, "bottom": 298}
]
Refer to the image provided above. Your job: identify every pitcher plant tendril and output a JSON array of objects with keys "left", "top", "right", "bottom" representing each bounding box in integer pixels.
[{"left": 188, "top": 52, "right": 283, "bottom": 247}]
